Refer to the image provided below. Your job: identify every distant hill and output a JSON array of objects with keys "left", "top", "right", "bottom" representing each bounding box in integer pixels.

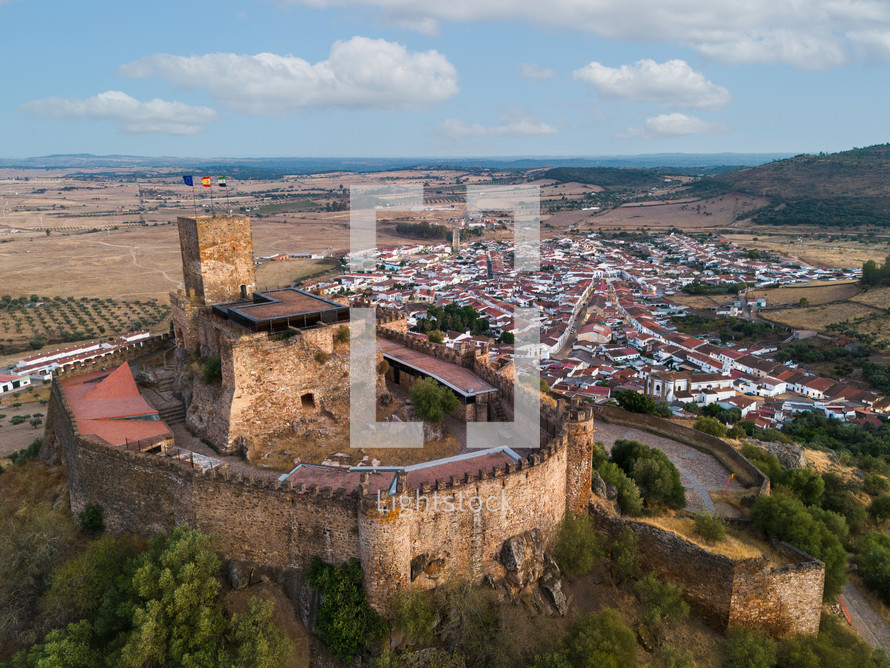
[
  {"left": 687, "top": 144, "right": 890, "bottom": 227},
  {"left": 0, "top": 152, "right": 790, "bottom": 175}
]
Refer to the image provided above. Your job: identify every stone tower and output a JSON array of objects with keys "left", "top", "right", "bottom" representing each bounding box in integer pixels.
[
  {"left": 564, "top": 398, "right": 595, "bottom": 515},
  {"left": 177, "top": 215, "right": 257, "bottom": 306},
  {"left": 452, "top": 224, "right": 460, "bottom": 255}
]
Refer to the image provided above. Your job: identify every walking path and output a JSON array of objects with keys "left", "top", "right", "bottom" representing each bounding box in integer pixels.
[
  {"left": 840, "top": 582, "right": 890, "bottom": 651},
  {"left": 594, "top": 422, "right": 744, "bottom": 513}
]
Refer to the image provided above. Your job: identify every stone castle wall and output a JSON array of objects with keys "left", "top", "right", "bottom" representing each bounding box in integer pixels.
[
  {"left": 590, "top": 512, "right": 823, "bottom": 636},
  {"left": 50, "top": 376, "right": 590, "bottom": 610}
]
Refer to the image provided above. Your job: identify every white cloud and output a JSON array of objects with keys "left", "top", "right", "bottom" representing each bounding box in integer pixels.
[
  {"left": 439, "top": 109, "right": 557, "bottom": 139},
  {"left": 281, "top": 0, "right": 890, "bottom": 68},
  {"left": 618, "top": 113, "right": 731, "bottom": 139},
  {"left": 20, "top": 91, "right": 218, "bottom": 135},
  {"left": 573, "top": 59, "right": 730, "bottom": 110},
  {"left": 519, "top": 63, "right": 556, "bottom": 81},
  {"left": 848, "top": 30, "right": 890, "bottom": 61},
  {"left": 119, "top": 36, "right": 459, "bottom": 115}
]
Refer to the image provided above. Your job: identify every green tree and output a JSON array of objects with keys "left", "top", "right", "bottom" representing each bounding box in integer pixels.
[
  {"left": 307, "top": 557, "right": 384, "bottom": 660},
  {"left": 633, "top": 573, "right": 689, "bottom": 635},
  {"left": 693, "top": 511, "right": 727, "bottom": 542},
  {"left": 227, "top": 598, "right": 291, "bottom": 668},
  {"left": 553, "top": 512, "right": 604, "bottom": 577},
  {"left": 870, "top": 495, "right": 890, "bottom": 523},
  {"left": 117, "top": 527, "right": 227, "bottom": 667},
  {"left": 694, "top": 415, "right": 728, "bottom": 437},
  {"left": 390, "top": 589, "right": 437, "bottom": 646},
  {"left": 609, "top": 527, "right": 639, "bottom": 583},
  {"left": 750, "top": 493, "right": 848, "bottom": 598},
  {"left": 562, "top": 610, "right": 637, "bottom": 668},
  {"left": 409, "top": 377, "right": 460, "bottom": 424},
  {"left": 723, "top": 627, "right": 778, "bottom": 668},
  {"left": 428, "top": 329, "right": 445, "bottom": 344}
]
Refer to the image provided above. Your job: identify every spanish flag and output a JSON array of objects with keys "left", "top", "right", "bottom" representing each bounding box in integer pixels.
[{"left": 202, "top": 176, "right": 211, "bottom": 187}]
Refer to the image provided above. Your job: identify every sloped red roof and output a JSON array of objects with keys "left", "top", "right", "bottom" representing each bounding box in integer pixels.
[{"left": 61, "top": 364, "right": 171, "bottom": 447}]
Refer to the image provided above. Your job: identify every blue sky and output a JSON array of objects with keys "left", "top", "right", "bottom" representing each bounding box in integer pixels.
[{"left": 3, "top": 0, "right": 890, "bottom": 158}]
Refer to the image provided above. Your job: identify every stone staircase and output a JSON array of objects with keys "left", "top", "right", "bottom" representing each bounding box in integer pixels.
[{"left": 159, "top": 403, "right": 186, "bottom": 425}]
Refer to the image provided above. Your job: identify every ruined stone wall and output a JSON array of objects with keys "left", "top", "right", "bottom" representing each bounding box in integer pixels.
[
  {"left": 177, "top": 216, "right": 257, "bottom": 306},
  {"left": 728, "top": 542, "right": 824, "bottom": 637},
  {"left": 225, "top": 326, "right": 351, "bottom": 450},
  {"left": 181, "top": 318, "right": 355, "bottom": 452},
  {"left": 594, "top": 405, "right": 770, "bottom": 494},
  {"left": 358, "top": 430, "right": 577, "bottom": 609},
  {"left": 590, "top": 513, "right": 823, "bottom": 636}
]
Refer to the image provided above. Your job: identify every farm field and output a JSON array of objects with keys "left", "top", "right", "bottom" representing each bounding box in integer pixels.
[
  {"left": 0, "top": 296, "right": 169, "bottom": 356},
  {"left": 724, "top": 232, "right": 890, "bottom": 269},
  {"left": 0, "top": 381, "right": 51, "bottom": 457}
]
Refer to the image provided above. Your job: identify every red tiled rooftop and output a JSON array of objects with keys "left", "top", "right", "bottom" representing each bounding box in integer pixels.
[
  {"left": 60, "top": 363, "right": 171, "bottom": 447},
  {"left": 378, "top": 338, "right": 496, "bottom": 397}
]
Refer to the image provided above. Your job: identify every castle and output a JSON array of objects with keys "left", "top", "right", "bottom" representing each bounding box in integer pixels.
[{"left": 42, "top": 214, "right": 824, "bottom": 636}]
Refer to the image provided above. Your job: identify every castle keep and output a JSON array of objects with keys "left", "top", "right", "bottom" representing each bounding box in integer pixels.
[{"left": 43, "top": 214, "right": 824, "bottom": 636}]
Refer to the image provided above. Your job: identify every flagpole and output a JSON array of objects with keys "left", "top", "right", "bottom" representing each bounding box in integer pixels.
[
  {"left": 209, "top": 180, "right": 215, "bottom": 216},
  {"left": 192, "top": 183, "right": 197, "bottom": 217}
]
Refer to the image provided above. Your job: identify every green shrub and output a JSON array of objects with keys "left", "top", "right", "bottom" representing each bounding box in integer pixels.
[
  {"left": 78, "top": 504, "right": 104, "bottom": 532},
  {"left": 864, "top": 473, "right": 890, "bottom": 496},
  {"left": 390, "top": 588, "right": 436, "bottom": 646},
  {"left": 613, "top": 389, "right": 671, "bottom": 417},
  {"left": 869, "top": 495, "right": 890, "bottom": 522},
  {"left": 314, "top": 350, "right": 330, "bottom": 364},
  {"left": 777, "top": 468, "right": 825, "bottom": 506},
  {"left": 611, "top": 439, "right": 685, "bottom": 510},
  {"left": 201, "top": 355, "right": 222, "bottom": 384},
  {"left": 554, "top": 512, "right": 604, "bottom": 577},
  {"left": 410, "top": 377, "right": 460, "bottom": 425},
  {"left": 633, "top": 573, "right": 689, "bottom": 633},
  {"left": 562, "top": 610, "right": 637, "bottom": 668},
  {"left": 597, "top": 462, "right": 644, "bottom": 516},
  {"left": 434, "top": 578, "right": 500, "bottom": 663},
  {"left": 777, "top": 614, "right": 888, "bottom": 668},
  {"left": 9, "top": 437, "right": 42, "bottom": 465},
  {"left": 750, "top": 492, "right": 848, "bottom": 598},
  {"left": 334, "top": 325, "right": 350, "bottom": 344},
  {"left": 428, "top": 329, "right": 445, "bottom": 344},
  {"left": 10, "top": 414, "right": 26, "bottom": 425},
  {"left": 693, "top": 511, "right": 727, "bottom": 542},
  {"left": 856, "top": 531, "right": 890, "bottom": 604},
  {"left": 609, "top": 526, "right": 639, "bottom": 583},
  {"left": 694, "top": 415, "right": 728, "bottom": 437},
  {"left": 307, "top": 557, "right": 385, "bottom": 660},
  {"left": 723, "top": 626, "right": 778, "bottom": 668},
  {"left": 660, "top": 647, "right": 697, "bottom": 668}
]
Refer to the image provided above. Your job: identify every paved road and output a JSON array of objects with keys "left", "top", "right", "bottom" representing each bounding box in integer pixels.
[
  {"left": 595, "top": 422, "right": 744, "bottom": 513},
  {"left": 840, "top": 583, "right": 890, "bottom": 651}
]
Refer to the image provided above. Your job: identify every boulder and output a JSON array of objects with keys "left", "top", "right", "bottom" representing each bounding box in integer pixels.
[
  {"left": 592, "top": 471, "right": 608, "bottom": 498},
  {"left": 227, "top": 560, "right": 253, "bottom": 590},
  {"left": 539, "top": 574, "right": 568, "bottom": 616},
  {"left": 499, "top": 529, "right": 546, "bottom": 587},
  {"left": 606, "top": 483, "right": 619, "bottom": 500}
]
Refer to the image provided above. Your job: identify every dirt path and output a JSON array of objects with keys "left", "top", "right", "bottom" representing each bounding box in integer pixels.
[{"left": 840, "top": 583, "right": 890, "bottom": 651}]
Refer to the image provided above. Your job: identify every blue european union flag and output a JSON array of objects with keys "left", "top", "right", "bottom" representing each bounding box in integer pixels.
[{"left": 182, "top": 175, "right": 194, "bottom": 186}]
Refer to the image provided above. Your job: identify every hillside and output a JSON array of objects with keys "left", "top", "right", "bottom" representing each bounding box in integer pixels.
[{"left": 687, "top": 144, "right": 890, "bottom": 227}]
